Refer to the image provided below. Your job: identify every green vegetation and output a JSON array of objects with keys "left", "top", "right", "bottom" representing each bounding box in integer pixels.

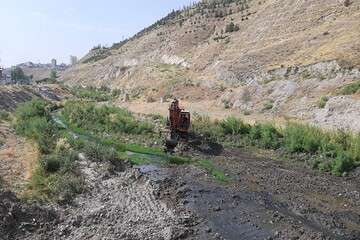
[
  {"left": 262, "top": 101, "right": 274, "bottom": 111},
  {"left": 219, "top": 116, "right": 250, "bottom": 135},
  {"left": 338, "top": 81, "right": 360, "bottom": 95},
  {"left": 62, "top": 100, "right": 153, "bottom": 135},
  {"left": 11, "top": 66, "right": 31, "bottom": 83},
  {"left": 70, "top": 86, "right": 121, "bottom": 102},
  {"left": 13, "top": 99, "right": 84, "bottom": 202},
  {"left": 50, "top": 70, "right": 58, "bottom": 82},
  {"left": 192, "top": 116, "right": 359, "bottom": 176},
  {"left": 318, "top": 96, "right": 329, "bottom": 108},
  {"left": 14, "top": 100, "right": 58, "bottom": 154},
  {"left": 0, "top": 110, "right": 10, "bottom": 122},
  {"left": 197, "top": 160, "right": 230, "bottom": 182}
]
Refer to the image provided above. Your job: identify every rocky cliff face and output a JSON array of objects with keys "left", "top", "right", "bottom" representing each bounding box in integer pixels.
[{"left": 61, "top": 0, "right": 360, "bottom": 132}]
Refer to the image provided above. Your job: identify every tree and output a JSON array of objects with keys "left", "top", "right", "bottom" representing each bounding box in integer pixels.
[
  {"left": 11, "top": 67, "right": 27, "bottom": 81},
  {"left": 50, "top": 70, "right": 58, "bottom": 82}
]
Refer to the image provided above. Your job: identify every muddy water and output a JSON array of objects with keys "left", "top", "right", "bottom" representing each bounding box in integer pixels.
[
  {"left": 143, "top": 153, "right": 359, "bottom": 240},
  {"left": 185, "top": 183, "right": 272, "bottom": 240}
]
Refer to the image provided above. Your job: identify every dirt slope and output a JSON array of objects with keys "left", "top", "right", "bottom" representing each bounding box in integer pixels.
[
  {"left": 0, "top": 85, "right": 71, "bottom": 110},
  {"left": 60, "top": 0, "right": 360, "bottom": 132}
]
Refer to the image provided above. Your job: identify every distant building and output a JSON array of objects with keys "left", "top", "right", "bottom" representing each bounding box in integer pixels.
[
  {"left": 51, "top": 59, "right": 57, "bottom": 68},
  {"left": 70, "top": 55, "right": 78, "bottom": 65}
]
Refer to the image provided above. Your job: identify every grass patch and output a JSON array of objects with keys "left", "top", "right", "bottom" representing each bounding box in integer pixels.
[
  {"left": 70, "top": 86, "right": 120, "bottom": 102},
  {"left": 338, "top": 81, "right": 360, "bottom": 95},
  {"left": 26, "top": 149, "right": 85, "bottom": 203},
  {"left": 219, "top": 117, "right": 250, "bottom": 135},
  {"left": 197, "top": 160, "right": 230, "bottom": 182},
  {"left": 14, "top": 100, "right": 59, "bottom": 154},
  {"left": 13, "top": 99, "right": 86, "bottom": 203},
  {"left": 62, "top": 100, "right": 154, "bottom": 135},
  {"left": 192, "top": 115, "right": 359, "bottom": 176}
]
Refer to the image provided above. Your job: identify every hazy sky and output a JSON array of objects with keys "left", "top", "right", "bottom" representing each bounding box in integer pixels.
[{"left": 0, "top": 0, "right": 197, "bottom": 67}]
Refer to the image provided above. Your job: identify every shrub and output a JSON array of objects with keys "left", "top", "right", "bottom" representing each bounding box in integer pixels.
[
  {"left": 318, "top": 96, "right": 329, "bottom": 108},
  {"left": 70, "top": 86, "right": 114, "bottom": 102},
  {"left": 40, "top": 150, "right": 78, "bottom": 174},
  {"left": 0, "top": 110, "right": 10, "bottom": 122},
  {"left": 259, "top": 124, "right": 282, "bottom": 149},
  {"left": 62, "top": 101, "right": 153, "bottom": 135},
  {"left": 14, "top": 100, "right": 58, "bottom": 154},
  {"left": 338, "top": 81, "right": 360, "bottom": 95},
  {"left": 82, "top": 141, "right": 118, "bottom": 162},
  {"left": 15, "top": 99, "right": 49, "bottom": 120},
  {"left": 249, "top": 123, "right": 282, "bottom": 149},
  {"left": 40, "top": 155, "right": 62, "bottom": 173},
  {"left": 331, "top": 152, "right": 354, "bottom": 176},
  {"left": 191, "top": 114, "right": 222, "bottom": 140},
  {"left": 283, "top": 123, "right": 326, "bottom": 154},
  {"left": 262, "top": 102, "right": 274, "bottom": 111},
  {"left": 51, "top": 173, "right": 86, "bottom": 203},
  {"left": 349, "top": 134, "right": 360, "bottom": 162},
  {"left": 219, "top": 117, "right": 250, "bottom": 135},
  {"left": 225, "top": 22, "right": 239, "bottom": 33}
]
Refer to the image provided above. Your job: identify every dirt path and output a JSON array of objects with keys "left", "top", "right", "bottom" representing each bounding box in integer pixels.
[{"left": 0, "top": 123, "right": 38, "bottom": 191}]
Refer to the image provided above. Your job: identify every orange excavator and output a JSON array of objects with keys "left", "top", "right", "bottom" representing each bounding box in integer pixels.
[
  {"left": 165, "top": 99, "right": 191, "bottom": 151},
  {"left": 168, "top": 99, "right": 191, "bottom": 137}
]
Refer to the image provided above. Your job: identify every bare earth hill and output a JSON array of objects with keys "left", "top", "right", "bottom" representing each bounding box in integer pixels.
[{"left": 61, "top": 0, "right": 360, "bottom": 132}]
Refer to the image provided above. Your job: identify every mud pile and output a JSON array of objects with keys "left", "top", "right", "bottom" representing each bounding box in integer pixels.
[{"left": 0, "top": 190, "right": 57, "bottom": 240}]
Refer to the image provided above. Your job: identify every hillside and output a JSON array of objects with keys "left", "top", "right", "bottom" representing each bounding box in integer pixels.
[{"left": 61, "top": 0, "right": 360, "bottom": 132}]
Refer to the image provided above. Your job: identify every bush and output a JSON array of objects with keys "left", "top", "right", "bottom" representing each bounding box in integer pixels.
[
  {"left": 0, "top": 110, "right": 10, "bottom": 122},
  {"left": 318, "top": 96, "right": 329, "bottom": 108},
  {"left": 283, "top": 123, "right": 323, "bottom": 154},
  {"left": 262, "top": 102, "right": 274, "bottom": 111},
  {"left": 62, "top": 101, "right": 153, "bottom": 135},
  {"left": 219, "top": 117, "right": 250, "bottom": 135},
  {"left": 51, "top": 173, "right": 86, "bottom": 203},
  {"left": 338, "top": 81, "right": 360, "bottom": 95},
  {"left": 191, "top": 114, "right": 222, "bottom": 140},
  {"left": 15, "top": 99, "right": 49, "bottom": 120},
  {"left": 40, "top": 150, "right": 78, "bottom": 173},
  {"left": 82, "top": 141, "right": 118, "bottom": 162},
  {"left": 70, "top": 86, "right": 115, "bottom": 102},
  {"left": 257, "top": 123, "right": 282, "bottom": 149},
  {"left": 40, "top": 155, "right": 62, "bottom": 173},
  {"left": 225, "top": 22, "right": 239, "bottom": 33},
  {"left": 14, "top": 100, "right": 58, "bottom": 154},
  {"left": 331, "top": 152, "right": 354, "bottom": 176}
]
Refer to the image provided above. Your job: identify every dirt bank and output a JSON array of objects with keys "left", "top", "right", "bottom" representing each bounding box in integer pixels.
[{"left": 0, "top": 123, "right": 38, "bottom": 192}]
